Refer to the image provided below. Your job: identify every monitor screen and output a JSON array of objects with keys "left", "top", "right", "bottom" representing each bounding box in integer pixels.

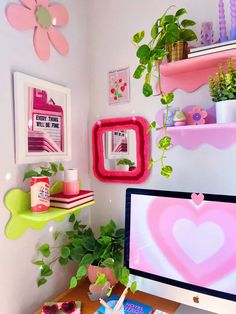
[{"left": 124, "top": 188, "right": 236, "bottom": 302}]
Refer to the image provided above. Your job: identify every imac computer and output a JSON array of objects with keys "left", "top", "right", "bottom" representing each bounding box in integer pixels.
[{"left": 124, "top": 188, "right": 236, "bottom": 314}]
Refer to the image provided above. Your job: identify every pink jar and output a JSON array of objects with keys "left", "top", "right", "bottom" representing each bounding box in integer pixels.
[{"left": 63, "top": 169, "right": 80, "bottom": 195}]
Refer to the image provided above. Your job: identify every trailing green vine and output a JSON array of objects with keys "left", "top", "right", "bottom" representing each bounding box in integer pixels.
[{"left": 132, "top": 7, "right": 197, "bottom": 178}]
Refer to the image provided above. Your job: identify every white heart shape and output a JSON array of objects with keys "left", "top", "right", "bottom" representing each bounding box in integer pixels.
[{"left": 173, "top": 219, "right": 225, "bottom": 264}]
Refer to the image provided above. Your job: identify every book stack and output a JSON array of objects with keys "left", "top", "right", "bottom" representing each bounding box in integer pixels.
[
  {"left": 94, "top": 295, "right": 153, "bottom": 314},
  {"left": 50, "top": 190, "right": 94, "bottom": 209},
  {"left": 188, "top": 40, "right": 236, "bottom": 58}
]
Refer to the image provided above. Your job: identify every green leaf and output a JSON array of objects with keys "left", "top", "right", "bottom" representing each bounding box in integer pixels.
[
  {"left": 181, "top": 19, "right": 196, "bottom": 28},
  {"left": 180, "top": 29, "right": 197, "bottom": 42},
  {"left": 66, "top": 231, "right": 77, "bottom": 239},
  {"left": 59, "top": 162, "right": 64, "bottom": 171},
  {"left": 101, "top": 258, "right": 114, "bottom": 268},
  {"left": 76, "top": 265, "right": 87, "bottom": 279},
  {"left": 73, "top": 221, "right": 79, "bottom": 230},
  {"left": 23, "top": 170, "right": 39, "bottom": 181},
  {"left": 81, "top": 237, "right": 96, "bottom": 251},
  {"left": 151, "top": 23, "right": 158, "bottom": 39},
  {"left": 130, "top": 281, "right": 137, "bottom": 294},
  {"left": 148, "top": 158, "right": 154, "bottom": 169},
  {"left": 153, "top": 48, "right": 168, "bottom": 61},
  {"left": 98, "top": 236, "right": 112, "bottom": 246},
  {"left": 69, "top": 276, "right": 78, "bottom": 289},
  {"left": 143, "top": 83, "right": 153, "bottom": 97},
  {"left": 69, "top": 213, "right": 76, "bottom": 223},
  {"left": 175, "top": 8, "right": 187, "bottom": 18},
  {"left": 115, "top": 228, "right": 125, "bottom": 238},
  {"left": 100, "top": 220, "right": 116, "bottom": 236},
  {"left": 33, "top": 260, "right": 45, "bottom": 266},
  {"left": 95, "top": 273, "right": 108, "bottom": 286},
  {"left": 136, "top": 45, "right": 150, "bottom": 59},
  {"left": 38, "top": 244, "right": 50, "bottom": 258},
  {"left": 132, "top": 31, "right": 145, "bottom": 44},
  {"left": 161, "top": 92, "right": 174, "bottom": 105},
  {"left": 133, "top": 65, "right": 146, "bottom": 79},
  {"left": 158, "top": 136, "right": 172, "bottom": 150},
  {"left": 37, "top": 277, "right": 47, "bottom": 287},
  {"left": 40, "top": 264, "right": 53, "bottom": 277},
  {"left": 161, "top": 165, "right": 173, "bottom": 178},
  {"left": 40, "top": 169, "right": 52, "bottom": 177},
  {"left": 59, "top": 257, "right": 69, "bottom": 265},
  {"left": 117, "top": 93, "right": 123, "bottom": 98},
  {"left": 147, "top": 121, "right": 156, "bottom": 133},
  {"left": 60, "top": 246, "right": 70, "bottom": 259},
  {"left": 70, "top": 247, "right": 84, "bottom": 261},
  {"left": 119, "top": 268, "right": 130, "bottom": 286},
  {"left": 49, "top": 162, "right": 58, "bottom": 173},
  {"left": 80, "top": 253, "right": 94, "bottom": 266}
]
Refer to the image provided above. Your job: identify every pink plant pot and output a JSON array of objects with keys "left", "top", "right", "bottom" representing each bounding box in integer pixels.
[{"left": 87, "top": 264, "right": 117, "bottom": 286}]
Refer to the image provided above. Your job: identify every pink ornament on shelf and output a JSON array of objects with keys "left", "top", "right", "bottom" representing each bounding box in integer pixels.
[
  {"left": 187, "top": 107, "right": 208, "bottom": 125},
  {"left": 219, "top": 0, "right": 228, "bottom": 42},
  {"left": 6, "top": 0, "right": 69, "bottom": 60}
]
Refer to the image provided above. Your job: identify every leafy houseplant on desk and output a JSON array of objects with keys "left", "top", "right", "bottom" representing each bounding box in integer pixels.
[
  {"left": 132, "top": 6, "right": 197, "bottom": 178},
  {"left": 209, "top": 58, "right": 236, "bottom": 123},
  {"left": 33, "top": 218, "right": 136, "bottom": 298}
]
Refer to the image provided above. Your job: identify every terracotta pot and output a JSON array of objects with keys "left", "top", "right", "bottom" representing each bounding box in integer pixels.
[
  {"left": 87, "top": 264, "right": 117, "bottom": 286},
  {"left": 165, "top": 41, "right": 188, "bottom": 62}
]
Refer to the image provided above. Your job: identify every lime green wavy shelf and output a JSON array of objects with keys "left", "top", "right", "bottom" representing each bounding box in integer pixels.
[{"left": 4, "top": 181, "right": 94, "bottom": 240}]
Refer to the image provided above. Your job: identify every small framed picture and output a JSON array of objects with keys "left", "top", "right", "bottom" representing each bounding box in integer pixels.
[
  {"left": 108, "top": 67, "right": 130, "bottom": 105},
  {"left": 106, "top": 130, "right": 129, "bottom": 159},
  {"left": 13, "top": 72, "right": 71, "bottom": 164}
]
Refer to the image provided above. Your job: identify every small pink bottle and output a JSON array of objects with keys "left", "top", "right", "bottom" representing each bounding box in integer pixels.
[{"left": 63, "top": 169, "right": 80, "bottom": 195}]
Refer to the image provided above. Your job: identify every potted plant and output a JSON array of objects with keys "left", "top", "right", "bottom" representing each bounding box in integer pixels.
[
  {"left": 33, "top": 218, "right": 136, "bottom": 297},
  {"left": 116, "top": 159, "right": 135, "bottom": 171},
  {"left": 209, "top": 58, "right": 236, "bottom": 123},
  {"left": 132, "top": 6, "right": 197, "bottom": 178}
]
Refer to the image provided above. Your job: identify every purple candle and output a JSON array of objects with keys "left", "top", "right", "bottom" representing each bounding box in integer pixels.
[
  {"left": 219, "top": 0, "right": 228, "bottom": 42},
  {"left": 230, "top": 0, "right": 236, "bottom": 39}
]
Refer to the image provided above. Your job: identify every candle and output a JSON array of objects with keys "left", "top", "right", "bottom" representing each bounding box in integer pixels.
[
  {"left": 230, "top": 0, "right": 236, "bottom": 39},
  {"left": 219, "top": 0, "right": 228, "bottom": 42}
]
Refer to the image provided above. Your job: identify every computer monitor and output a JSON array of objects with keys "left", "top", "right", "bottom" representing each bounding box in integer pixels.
[{"left": 124, "top": 188, "right": 236, "bottom": 313}]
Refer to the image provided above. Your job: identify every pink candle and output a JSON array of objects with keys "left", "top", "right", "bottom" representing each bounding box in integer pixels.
[{"left": 219, "top": 0, "right": 228, "bottom": 42}]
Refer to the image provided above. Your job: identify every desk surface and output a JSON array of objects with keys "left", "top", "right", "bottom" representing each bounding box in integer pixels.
[{"left": 35, "top": 278, "right": 180, "bottom": 314}]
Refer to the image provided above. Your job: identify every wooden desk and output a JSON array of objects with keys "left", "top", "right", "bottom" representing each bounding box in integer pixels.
[{"left": 35, "top": 278, "right": 180, "bottom": 314}]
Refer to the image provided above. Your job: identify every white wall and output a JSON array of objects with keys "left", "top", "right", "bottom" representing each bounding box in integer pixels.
[
  {"left": 88, "top": 0, "right": 236, "bottom": 312},
  {"left": 0, "top": 1, "right": 91, "bottom": 313}
]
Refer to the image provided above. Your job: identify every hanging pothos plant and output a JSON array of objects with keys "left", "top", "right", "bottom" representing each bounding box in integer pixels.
[{"left": 132, "top": 6, "right": 197, "bottom": 178}]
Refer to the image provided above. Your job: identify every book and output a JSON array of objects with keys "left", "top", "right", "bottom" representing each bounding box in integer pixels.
[
  {"left": 188, "top": 42, "right": 236, "bottom": 58},
  {"left": 50, "top": 190, "right": 94, "bottom": 202},
  {"left": 41, "top": 301, "right": 81, "bottom": 314},
  {"left": 50, "top": 195, "right": 94, "bottom": 209},
  {"left": 189, "top": 39, "right": 236, "bottom": 53},
  {"left": 94, "top": 295, "right": 153, "bottom": 314}
]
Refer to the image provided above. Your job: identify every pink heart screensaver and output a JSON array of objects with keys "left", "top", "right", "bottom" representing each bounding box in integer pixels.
[{"left": 129, "top": 194, "right": 236, "bottom": 295}]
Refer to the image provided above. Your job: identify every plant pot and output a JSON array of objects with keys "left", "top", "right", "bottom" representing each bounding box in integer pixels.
[
  {"left": 87, "top": 264, "right": 117, "bottom": 286},
  {"left": 165, "top": 41, "right": 188, "bottom": 62},
  {"left": 115, "top": 164, "right": 130, "bottom": 171},
  {"left": 216, "top": 99, "right": 236, "bottom": 123}
]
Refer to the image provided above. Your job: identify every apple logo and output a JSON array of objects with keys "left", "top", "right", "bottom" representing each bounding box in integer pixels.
[{"left": 193, "top": 295, "right": 200, "bottom": 303}]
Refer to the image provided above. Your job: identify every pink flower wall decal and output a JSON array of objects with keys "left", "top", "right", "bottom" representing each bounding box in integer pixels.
[
  {"left": 187, "top": 106, "right": 208, "bottom": 125},
  {"left": 6, "top": 0, "right": 69, "bottom": 60}
]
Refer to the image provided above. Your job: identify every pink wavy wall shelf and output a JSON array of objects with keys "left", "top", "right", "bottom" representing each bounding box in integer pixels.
[
  {"left": 164, "top": 123, "right": 236, "bottom": 149},
  {"left": 157, "top": 49, "right": 236, "bottom": 93}
]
